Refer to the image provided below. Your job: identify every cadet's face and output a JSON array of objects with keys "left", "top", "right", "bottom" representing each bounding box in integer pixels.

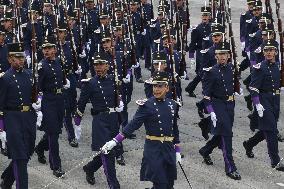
[
  {"left": 85, "top": 2, "right": 94, "bottom": 9},
  {"left": 263, "top": 48, "right": 276, "bottom": 61},
  {"left": 115, "top": 11, "right": 122, "bottom": 18},
  {"left": 4, "top": 20, "right": 12, "bottom": 30},
  {"left": 176, "top": 0, "right": 184, "bottom": 7},
  {"left": 153, "top": 83, "right": 169, "bottom": 99},
  {"left": 16, "top": 0, "right": 23, "bottom": 6},
  {"left": 94, "top": 63, "right": 109, "bottom": 77},
  {"left": 130, "top": 4, "right": 137, "bottom": 12},
  {"left": 154, "top": 63, "right": 167, "bottom": 71},
  {"left": 201, "top": 14, "right": 211, "bottom": 23},
  {"left": 215, "top": 52, "right": 229, "bottom": 65},
  {"left": 9, "top": 55, "right": 25, "bottom": 70},
  {"left": 44, "top": 4, "right": 52, "bottom": 13},
  {"left": 212, "top": 34, "right": 222, "bottom": 43},
  {"left": 68, "top": 19, "right": 76, "bottom": 28},
  {"left": 100, "top": 18, "right": 109, "bottom": 25},
  {"left": 102, "top": 39, "right": 112, "bottom": 50},
  {"left": 253, "top": 8, "right": 262, "bottom": 17},
  {"left": 0, "top": 34, "right": 5, "bottom": 44},
  {"left": 58, "top": 31, "right": 67, "bottom": 41},
  {"left": 114, "top": 29, "right": 122, "bottom": 37},
  {"left": 43, "top": 46, "right": 57, "bottom": 60},
  {"left": 248, "top": 3, "right": 254, "bottom": 10}
]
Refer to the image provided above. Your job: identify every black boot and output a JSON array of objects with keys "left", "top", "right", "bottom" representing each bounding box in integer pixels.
[
  {"left": 83, "top": 166, "right": 96, "bottom": 185},
  {"left": 69, "top": 138, "right": 79, "bottom": 148},
  {"left": 196, "top": 102, "right": 205, "bottom": 118},
  {"left": 0, "top": 180, "right": 12, "bottom": 189},
  {"left": 243, "top": 141, "right": 254, "bottom": 158},
  {"left": 277, "top": 133, "right": 284, "bottom": 142},
  {"left": 198, "top": 118, "right": 210, "bottom": 140},
  {"left": 1, "top": 147, "right": 7, "bottom": 156},
  {"left": 35, "top": 146, "right": 47, "bottom": 164},
  {"left": 244, "top": 95, "right": 253, "bottom": 111},
  {"left": 199, "top": 149, "right": 213, "bottom": 165},
  {"left": 53, "top": 167, "right": 65, "bottom": 178},
  {"left": 226, "top": 171, "right": 241, "bottom": 180}
]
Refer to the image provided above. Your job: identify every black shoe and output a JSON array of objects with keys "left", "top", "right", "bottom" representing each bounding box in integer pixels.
[
  {"left": 53, "top": 168, "right": 65, "bottom": 178},
  {"left": 1, "top": 148, "right": 8, "bottom": 156},
  {"left": 243, "top": 141, "right": 254, "bottom": 158},
  {"left": 0, "top": 180, "right": 12, "bottom": 189},
  {"left": 127, "top": 133, "right": 136, "bottom": 139},
  {"left": 136, "top": 78, "right": 144, "bottom": 83},
  {"left": 198, "top": 119, "right": 210, "bottom": 140},
  {"left": 277, "top": 133, "right": 284, "bottom": 142},
  {"left": 186, "top": 90, "right": 196, "bottom": 97},
  {"left": 35, "top": 147, "right": 46, "bottom": 164},
  {"left": 181, "top": 153, "right": 185, "bottom": 158},
  {"left": 116, "top": 155, "right": 126, "bottom": 166},
  {"left": 69, "top": 138, "right": 79, "bottom": 148},
  {"left": 226, "top": 171, "right": 241, "bottom": 180},
  {"left": 244, "top": 95, "right": 253, "bottom": 111},
  {"left": 83, "top": 166, "right": 96, "bottom": 185},
  {"left": 196, "top": 102, "right": 204, "bottom": 118},
  {"left": 199, "top": 149, "right": 213, "bottom": 165}
]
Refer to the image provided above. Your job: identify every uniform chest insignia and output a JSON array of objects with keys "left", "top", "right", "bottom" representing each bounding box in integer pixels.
[
  {"left": 254, "top": 46, "right": 262, "bottom": 53},
  {"left": 203, "top": 67, "right": 212, "bottom": 72},
  {"left": 81, "top": 78, "right": 91, "bottom": 82},
  {"left": 253, "top": 63, "right": 261, "bottom": 69},
  {"left": 203, "top": 36, "right": 210, "bottom": 41},
  {"left": 200, "top": 49, "right": 209, "bottom": 54},
  {"left": 246, "top": 19, "right": 252, "bottom": 23},
  {"left": 136, "top": 99, "right": 148, "bottom": 106},
  {"left": 94, "top": 29, "right": 100, "bottom": 33}
]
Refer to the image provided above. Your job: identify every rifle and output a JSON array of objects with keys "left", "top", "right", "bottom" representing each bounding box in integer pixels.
[
  {"left": 185, "top": 0, "right": 190, "bottom": 30},
  {"left": 31, "top": 9, "right": 39, "bottom": 103},
  {"left": 275, "top": 0, "right": 284, "bottom": 87},
  {"left": 265, "top": 0, "right": 273, "bottom": 15},
  {"left": 226, "top": 0, "right": 240, "bottom": 93},
  {"left": 166, "top": 19, "right": 177, "bottom": 101}
]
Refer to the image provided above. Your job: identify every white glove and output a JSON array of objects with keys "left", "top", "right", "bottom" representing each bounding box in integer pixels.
[
  {"left": 235, "top": 88, "right": 244, "bottom": 96},
  {"left": 36, "top": 111, "right": 43, "bottom": 128},
  {"left": 131, "top": 62, "right": 140, "bottom": 69},
  {"left": 0, "top": 131, "right": 6, "bottom": 147},
  {"left": 241, "top": 42, "right": 246, "bottom": 51},
  {"left": 247, "top": 51, "right": 250, "bottom": 59},
  {"left": 256, "top": 103, "right": 265, "bottom": 117},
  {"left": 142, "top": 29, "right": 146, "bottom": 35},
  {"left": 101, "top": 140, "right": 117, "bottom": 154},
  {"left": 86, "top": 40, "right": 91, "bottom": 52},
  {"left": 180, "top": 71, "right": 187, "bottom": 80},
  {"left": 176, "top": 152, "right": 182, "bottom": 163},
  {"left": 26, "top": 56, "right": 31, "bottom": 68},
  {"left": 74, "top": 125, "right": 82, "bottom": 141},
  {"left": 115, "top": 101, "right": 124, "bottom": 113},
  {"left": 32, "top": 98, "right": 42, "bottom": 111},
  {"left": 176, "top": 97, "right": 182, "bottom": 106},
  {"left": 210, "top": 112, "right": 217, "bottom": 127},
  {"left": 189, "top": 58, "right": 195, "bottom": 69},
  {"left": 63, "top": 79, "right": 70, "bottom": 89},
  {"left": 75, "top": 65, "right": 82, "bottom": 75},
  {"left": 122, "top": 74, "right": 131, "bottom": 83},
  {"left": 79, "top": 50, "right": 86, "bottom": 58},
  {"left": 281, "top": 87, "right": 284, "bottom": 92}
]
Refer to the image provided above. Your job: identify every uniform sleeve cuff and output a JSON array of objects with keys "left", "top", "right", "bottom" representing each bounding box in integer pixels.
[
  {"left": 250, "top": 61, "right": 256, "bottom": 66},
  {"left": 175, "top": 145, "right": 181, "bottom": 153},
  {"left": 188, "top": 53, "right": 195, "bottom": 58},
  {"left": 114, "top": 133, "right": 125, "bottom": 143},
  {"left": 127, "top": 69, "right": 132, "bottom": 75},
  {"left": 252, "top": 96, "right": 260, "bottom": 105},
  {"left": 240, "top": 37, "right": 245, "bottom": 42},
  {"left": 206, "top": 105, "right": 214, "bottom": 113}
]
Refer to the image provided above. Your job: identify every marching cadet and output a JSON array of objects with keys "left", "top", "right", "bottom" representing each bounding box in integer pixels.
[
  {"left": 0, "top": 42, "right": 37, "bottom": 189},
  {"left": 140, "top": 0, "right": 154, "bottom": 70},
  {"left": 23, "top": 7, "right": 44, "bottom": 68},
  {"left": 243, "top": 39, "right": 284, "bottom": 171},
  {"left": 42, "top": 0, "right": 56, "bottom": 36},
  {"left": 0, "top": 26, "right": 9, "bottom": 156},
  {"left": 101, "top": 71, "right": 181, "bottom": 189},
  {"left": 130, "top": 0, "right": 144, "bottom": 83},
  {"left": 57, "top": 22, "right": 79, "bottom": 148},
  {"left": 1, "top": 10, "right": 14, "bottom": 44},
  {"left": 15, "top": 0, "right": 29, "bottom": 24},
  {"left": 199, "top": 41, "right": 241, "bottom": 180},
  {"left": 185, "top": 4, "right": 212, "bottom": 97},
  {"left": 34, "top": 35, "right": 70, "bottom": 178},
  {"left": 73, "top": 50, "right": 123, "bottom": 188}
]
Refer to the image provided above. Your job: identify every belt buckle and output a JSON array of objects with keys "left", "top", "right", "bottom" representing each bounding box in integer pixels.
[
  {"left": 21, "top": 106, "right": 30, "bottom": 112},
  {"left": 227, "top": 95, "right": 234, "bottom": 101},
  {"left": 275, "top": 90, "right": 280, "bottom": 95},
  {"left": 56, "top": 88, "right": 62, "bottom": 94}
]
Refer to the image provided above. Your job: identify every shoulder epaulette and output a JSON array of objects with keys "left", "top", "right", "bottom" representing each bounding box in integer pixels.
[
  {"left": 203, "top": 67, "right": 212, "bottom": 71},
  {"left": 0, "top": 72, "right": 5, "bottom": 78},
  {"left": 241, "top": 12, "right": 246, "bottom": 16},
  {"left": 81, "top": 78, "right": 91, "bottom": 82},
  {"left": 254, "top": 46, "right": 262, "bottom": 53},
  {"left": 144, "top": 78, "right": 153, "bottom": 84},
  {"left": 200, "top": 49, "right": 209, "bottom": 54},
  {"left": 252, "top": 63, "right": 261, "bottom": 69},
  {"left": 21, "top": 23, "right": 27, "bottom": 28},
  {"left": 203, "top": 36, "right": 210, "bottom": 41},
  {"left": 94, "top": 29, "right": 100, "bottom": 34},
  {"left": 246, "top": 19, "right": 252, "bottom": 23},
  {"left": 136, "top": 99, "right": 148, "bottom": 106}
]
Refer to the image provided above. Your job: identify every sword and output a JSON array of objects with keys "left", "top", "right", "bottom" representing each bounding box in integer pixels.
[{"left": 178, "top": 162, "right": 193, "bottom": 189}]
